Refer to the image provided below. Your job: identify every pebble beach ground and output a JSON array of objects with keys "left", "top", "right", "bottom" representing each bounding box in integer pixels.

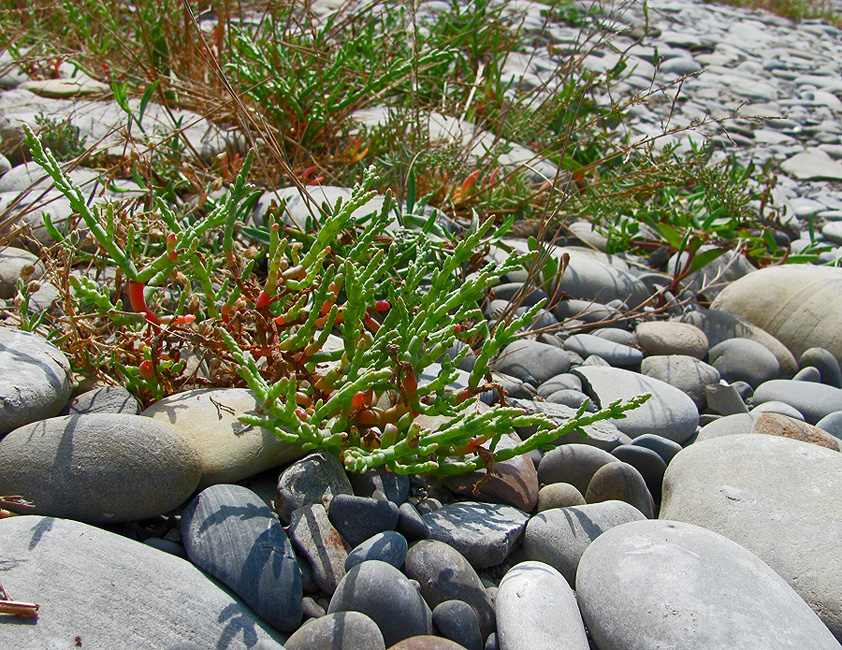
[{"left": 2, "top": 0, "right": 842, "bottom": 648}]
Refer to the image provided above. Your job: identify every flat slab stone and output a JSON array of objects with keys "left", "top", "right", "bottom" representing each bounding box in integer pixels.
[
  {"left": 573, "top": 366, "right": 700, "bottom": 443},
  {"left": 781, "top": 149, "right": 842, "bottom": 180},
  {"left": 661, "top": 434, "right": 842, "bottom": 641},
  {"left": 422, "top": 501, "right": 529, "bottom": 568},
  {"left": 576, "top": 519, "right": 841, "bottom": 650},
  {"left": 0, "top": 516, "right": 286, "bottom": 650}
]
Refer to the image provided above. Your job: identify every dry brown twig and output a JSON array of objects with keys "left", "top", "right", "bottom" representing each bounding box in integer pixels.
[{"left": 0, "top": 581, "right": 39, "bottom": 619}]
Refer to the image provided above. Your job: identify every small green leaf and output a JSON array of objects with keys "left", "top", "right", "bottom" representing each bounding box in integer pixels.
[
  {"left": 657, "top": 223, "right": 683, "bottom": 250},
  {"left": 686, "top": 247, "right": 726, "bottom": 276}
]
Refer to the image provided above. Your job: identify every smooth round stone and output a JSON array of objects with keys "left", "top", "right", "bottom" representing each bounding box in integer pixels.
[
  {"left": 346, "top": 531, "right": 408, "bottom": 572},
  {"left": 284, "top": 611, "right": 385, "bottom": 650},
  {"left": 635, "top": 321, "right": 708, "bottom": 358},
  {"left": 576, "top": 519, "right": 842, "bottom": 650},
  {"left": 536, "top": 482, "right": 586, "bottom": 511},
  {"left": 181, "top": 484, "right": 303, "bottom": 631},
  {"left": 536, "top": 373, "right": 582, "bottom": 398},
  {"left": 547, "top": 247, "right": 651, "bottom": 306},
  {"left": 800, "top": 347, "right": 842, "bottom": 387},
  {"left": 0, "top": 413, "right": 201, "bottom": 522},
  {"left": 0, "top": 516, "right": 286, "bottom": 650},
  {"left": 387, "top": 637, "right": 468, "bottom": 650},
  {"left": 708, "top": 338, "right": 780, "bottom": 388},
  {"left": 675, "top": 309, "right": 798, "bottom": 377},
  {"left": 496, "top": 561, "right": 589, "bottom": 650},
  {"left": 328, "top": 560, "right": 433, "bottom": 647},
  {"left": 792, "top": 366, "right": 822, "bottom": 383},
  {"left": 563, "top": 334, "right": 644, "bottom": 368},
  {"left": 143, "top": 388, "right": 301, "bottom": 490},
  {"left": 289, "top": 503, "right": 349, "bottom": 594},
  {"left": 630, "top": 434, "right": 683, "bottom": 466},
  {"left": 349, "top": 465, "right": 410, "bottom": 505},
  {"left": 711, "top": 265, "right": 842, "bottom": 371},
  {"left": 661, "top": 435, "right": 842, "bottom": 640},
  {"left": 537, "top": 443, "right": 619, "bottom": 494},
  {"left": 397, "top": 502, "right": 430, "bottom": 541},
  {"left": 660, "top": 57, "right": 702, "bottom": 75},
  {"left": 551, "top": 298, "right": 616, "bottom": 324},
  {"left": 545, "top": 388, "right": 592, "bottom": 409},
  {"left": 66, "top": 385, "right": 140, "bottom": 415},
  {"left": 492, "top": 340, "right": 571, "bottom": 386},
  {"left": 0, "top": 246, "right": 44, "bottom": 298},
  {"left": 524, "top": 501, "right": 646, "bottom": 585},
  {"left": 0, "top": 327, "right": 71, "bottom": 435},
  {"left": 750, "top": 400, "right": 805, "bottom": 420},
  {"left": 573, "top": 366, "right": 700, "bottom": 443},
  {"left": 585, "top": 461, "right": 653, "bottom": 518},
  {"left": 422, "top": 502, "right": 528, "bottom": 569},
  {"left": 491, "top": 282, "right": 549, "bottom": 307},
  {"left": 667, "top": 248, "right": 756, "bottom": 301},
  {"left": 696, "top": 413, "right": 754, "bottom": 442},
  {"left": 276, "top": 450, "right": 354, "bottom": 523},
  {"left": 432, "top": 601, "right": 482, "bottom": 650},
  {"left": 404, "top": 539, "right": 495, "bottom": 641},
  {"left": 753, "top": 379, "right": 842, "bottom": 424},
  {"left": 817, "top": 411, "right": 842, "bottom": 440},
  {"left": 640, "top": 355, "right": 720, "bottom": 409},
  {"left": 610, "top": 444, "right": 668, "bottom": 502},
  {"left": 592, "top": 328, "right": 638, "bottom": 346},
  {"left": 329, "top": 494, "right": 400, "bottom": 548}
]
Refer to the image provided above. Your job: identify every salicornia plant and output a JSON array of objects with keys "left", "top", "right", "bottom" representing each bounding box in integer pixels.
[{"left": 24, "top": 126, "right": 648, "bottom": 477}]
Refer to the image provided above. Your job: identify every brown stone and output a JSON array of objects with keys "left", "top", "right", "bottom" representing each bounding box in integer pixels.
[
  {"left": 751, "top": 412, "right": 841, "bottom": 451},
  {"left": 387, "top": 636, "right": 468, "bottom": 650}
]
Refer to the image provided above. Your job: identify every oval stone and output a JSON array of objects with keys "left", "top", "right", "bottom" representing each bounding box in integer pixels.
[
  {"left": 635, "top": 321, "right": 708, "bottom": 358},
  {"left": 660, "top": 435, "right": 842, "bottom": 640},
  {"left": 0, "top": 413, "right": 201, "bottom": 523},
  {"left": 576, "top": 519, "right": 841, "bottom": 650},
  {"left": 585, "top": 462, "right": 654, "bottom": 518},
  {"left": 497, "top": 561, "right": 589, "bottom": 650},
  {"left": 284, "top": 611, "right": 385, "bottom": 650}
]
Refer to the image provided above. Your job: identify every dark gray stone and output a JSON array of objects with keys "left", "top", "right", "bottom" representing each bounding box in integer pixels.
[
  {"left": 345, "top": 531, "right": 408, "bottom": 572},
  {"left": 397, "top": 502, "right": 430, "bottom": 541},
  {"left": 817, "top": 411, "right": 842, "bottom": 440},
  {"left": 0, "top": 516, "right": 286, "bottom": 650},
  {"left": 327, "top": 560, "right": 433, "bottom": 647},
  {"left": 0, "top": 413, "right": 201, "bottom": 523},
  {"left": 800, "top": 347, "right": 842, "bottom": 388},
  {"left": 585, "top": 462, "right": 654, "bottom": 518},
  {"left": 181, "top": 484, "right": 303, "bottom": 632},
  {"left": 422, "top": 502, "right": 528, "bottom": 568},
  {"left": 349, "top": 464, "right": 410, "bottom": 504},
  {"left": 432, "top": 600, "right": 483, "bottom": 650},
  {"left": 403, "top": 539, "right": 496, "bottom": 641},
  {"left": 631, "top": 434, "right": 683, "bottom": 466},
  {"left": 611, "top": 444, "right": 668, "bottom": 502},
  {"left": 577, "top": 519, "right": 842, "bottom": 650},
  {"left": 284, "top": 611, "right": 385, "bottom": 650},
  {"left": 328, "top": 494, "right": 400, "bottom": 548}
]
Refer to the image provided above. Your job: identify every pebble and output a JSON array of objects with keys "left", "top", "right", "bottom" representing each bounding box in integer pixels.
[
  {"left": 537, "top": 443, "right": 619, "bottom": 494},
  {"left": 328, "top": 494, "right": 400, "bottom": 548},
  {"left": 328, "top": 560, "right": 433, "bottom": 647},
  {"left": 0, "top": 515, "right": 286, "bottom": 649},
  {"left": 635, "top": 320, "right": 709, "bottom": 358},
  {"left": 536, "top": 482, "right": 586, "bottom": 511},
  {"left": 422, "top": 502, "right": 528, "bottom": 568},
  {"left": 573, "top": 366, "right": 700, "bottom": 442},
  {"left": 397, "top": 502, "right": 431, "bottom": 540},
  {"left": 142, "top": 388, "right": 301, "bottom": 490},
  {"left": 523, "top": 500, "right": 646, "bottom": 585},
  {"left": 0, "top": 246, "right": 44, "bottom": 298},
  {"left": 491, "top": 339, "right": 571, "bottom": 386},
  {"left": 496, "top": 561, "right": 589, "bottom": 650},
  {"left": 349, "top": 465, "right": 410, "bottom": 504},
  {"left": 800, "top": 347, "right": 842, "bottom": 387},
  {"left": 661, "top": 434, "right": 842, "bottom": 639},
  {"left": 284, "top": 612, "right": 386, "bottom": 650},
  {"left": 705, "top": 380, "right": 750, "bottom": 415},
  {"left": 432, "top": 600, "right": 483, "bottom": 650},
  {"left": 585, "top": 461, "right": 654, "bottom": 517},
  {"left": 0, "top": 413, "right": 201, "bottom": 523},
  {"left": 563, "top": 333, "right": 644, "bottom": 367},
  {"left": 708, "top": 338, "right": 781, "bottom": 387},
  {"left": 65, "top": 385, "right": 140, "bottom": 415},
  {"left": 576, "top": 519, "right": 842, "bottom": 650},
  {"left": 610, "top": 444, "right": 669, "bottom": 502},
  {"left": 753, "top": 378, "right": 842, "bottom": 424},
  {"left": 181, "top": 484, "right": 303, "bottom": 631},
  {"left": 275, "top": 450, "right": 354, "bottom": 523},
  {"left": 640, "top": 354, "right": 720, "bottom": 409},
  {"left": 345, "top": 531, "right": 408, "bottom": 572},
  {"left": 0, "top": 326, "right": 72, "bottom": 435}
]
